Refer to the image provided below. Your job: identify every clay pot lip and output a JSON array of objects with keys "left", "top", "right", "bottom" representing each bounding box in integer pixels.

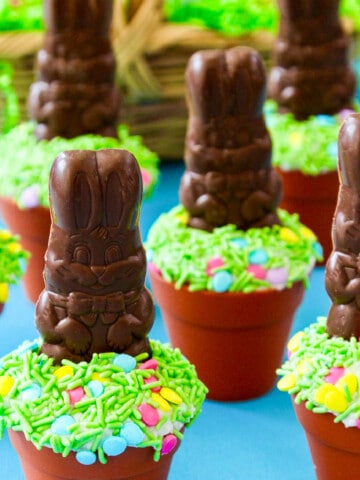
[
  {"left": 0, "top": 195, "right": 50, "bottom": 215},
  {"left": 276, "top": 167, "right": 339, "bottom": 200},
  {"left": 292, "top": 397, "right": 360, "bottom": 454},
  {"left": 8, "top": 428, "right": 180, "bottom": 480},
  {"left": 149, "top": 268, "right": 305, "bottom": 329}
]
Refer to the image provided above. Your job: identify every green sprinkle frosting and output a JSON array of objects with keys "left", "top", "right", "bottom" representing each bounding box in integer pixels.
[
  {"left": 0, "top": 122, "right": 159, "bottom": 207},
  {"left": 0, "top": 339, "right": 207, "bottom": 463},
  {"left": 146, "top": 205, "right": 322, "bottom": 293},
  {"left": 265, "top": 100, "right": 355, "bottom": 175},
  {"left": 277, "top": 317, "right": 360, "bottom": 427},
  {"left": 0, "top": 229, "right": 27, "bottom": 294}
]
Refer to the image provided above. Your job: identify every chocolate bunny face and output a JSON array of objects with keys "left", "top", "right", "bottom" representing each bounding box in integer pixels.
[
  {"left": 36, "top": 149, "right": 154, "bottom": 363},
  {"left": 45, "top": 149, "right": 144, "bottom": 296}
]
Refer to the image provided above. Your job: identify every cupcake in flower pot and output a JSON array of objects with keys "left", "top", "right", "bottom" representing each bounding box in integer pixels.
[
  {"left": 147, "top": 46, "right": 322, "bottom": 402},
  {"left": 266, "top": 0, "right": 357, "bottom": 263},
  {"left": 0, "top": 228, "right": 28, "bottom": 313},
  {"left": 0, "top": 0, "right": 159, "bottom": 304},
  {"left": 277, "top": 113, "right": 360, "bottom": 480},
  {"left": 0, "top": 148, "right": 207, "bottom": 480}
]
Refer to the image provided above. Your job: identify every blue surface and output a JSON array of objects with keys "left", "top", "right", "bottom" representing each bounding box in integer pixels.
[{"left": 0, "top": 161, "right": 331, "bottom": 479}]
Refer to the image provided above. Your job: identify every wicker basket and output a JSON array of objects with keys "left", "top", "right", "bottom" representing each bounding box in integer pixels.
[{"left": 0, "top": 0, "right": 310, "bottom": 159}]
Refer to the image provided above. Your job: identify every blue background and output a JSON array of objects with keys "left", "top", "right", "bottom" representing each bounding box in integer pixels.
[{"left": 0, "top": 161, "right": 331, "bottom": 479}]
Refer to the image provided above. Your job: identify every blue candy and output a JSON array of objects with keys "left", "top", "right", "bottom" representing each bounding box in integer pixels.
[
  {"left": 103, "top": 436, "right": 127, "bottom": 456},
  {"left": 315, "top": 114, "right": 336, "bottom": 126},
  {"left": 248, "top": 249, "right": 268, "bottom": 265},
  {"left": 327, "top": 142, "right": 338, "bottom": 158},
  {"left": 51, "top": 415, "right": 75, "bottom": 435},
  {"left": 20, "top": 383, "right": 42, "bottom": 401},
  {"left": 87, "top": 380, "right": 104, "bottom": 398},
  {"left": 113, "top": 353, "right": 137, "bottom": 373},
  {"left": 230, "top": 238, "right": 248, "bottom": 249},
  {"left": 120, "top": 422, "right": 145, "bottom": 446},
  {"left": 76, "top": 450, "right": 97, "bottom": 466},
  {"left": 212, "top": 271, "right": 233, "bottom": 293},
  {"left": 314, "top": 241, "right": 324, "bottom": 258}
]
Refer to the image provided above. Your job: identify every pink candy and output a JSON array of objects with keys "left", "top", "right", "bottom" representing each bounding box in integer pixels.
[
  {"left": 161, "top": 434, "right": 178, "bottom": 455},
  {"left": 67, "top": 386, "right": 85, "bottom": 405},
  {"left": 206, "top": 257, "right": 225, "bottom": 276},
  {"left": 144, "top": 375, "right": 161, "bottom": 392},
  {"left": 325, "top": 367, "right": 345, "bottom": 385},
  {"left": 138, "top": 403, "right": 160, "bottom": 426},
  {"left": 138, "top": 359, "right": 158, "bottom": 370},
  {"left": 141, "top": 168, "right": 152, "bottom": 187},
  {"left": 247, "top": 264, "right": 266, "bottom": 280},
  {"left": 148, "top": 262, "right": 162, "bottom": 276}
]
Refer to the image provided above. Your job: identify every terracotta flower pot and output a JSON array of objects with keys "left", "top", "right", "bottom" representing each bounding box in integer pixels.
[
  {"left": 277, "top": 169, "right": 338, "bottom": 263},
  {"left": 149, "top": 270, "right": 305, "bottom": 401},
  {"left": 9, "top": 429, "right": 179, "bottom": 480},
  {"left": 0, "top": 197, "right": 51, "bottom": 303},
  {"left": 292, "top": 399, "right": 360, "bottom": 480}
]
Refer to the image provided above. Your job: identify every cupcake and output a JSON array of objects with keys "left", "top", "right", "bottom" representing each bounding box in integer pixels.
[
  {"left": 0, "top": 228, "right": 28, "bottom": 313},
  {"left": 277, "top": 113, "right": 360, "bottom": 480},
  {"left": 0, "top": 0, "right": 159, "bottom": 304},
  {"left": 0, "top": 148, "right": 206, "bottom": 480},
  {"left": 147, "top": 45, "right": 321, "bottom": 401},
  {"left": 266, "top": 0, "right": 356, "bottom": 262}
]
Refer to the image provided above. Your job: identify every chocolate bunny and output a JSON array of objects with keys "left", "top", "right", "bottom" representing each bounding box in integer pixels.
[
  {"left": 36, "top": 149, "right": 154, "bottom": 363},
  {"left": 29, "top": 0, "right": 119, "bottom": 140},
  {"left": 326, "top": 114, "right": 360, "bottom": 339},
  {"left": 180, "top": 46, "right": 282, "bottom": 231},
  {"left": 268, "top": 0, "right": 355, "bottom": 119}
]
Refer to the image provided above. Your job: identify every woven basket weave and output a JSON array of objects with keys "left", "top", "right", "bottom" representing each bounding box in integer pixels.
[{"left": 0, "top": 0, "right": 277, "bottom": 159}]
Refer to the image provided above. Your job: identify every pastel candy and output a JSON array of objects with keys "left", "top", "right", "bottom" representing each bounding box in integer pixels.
[
  {"left": 212, "top": 271, "right": 233, "bottom": 292},
  {"left": 19, "top": 185, "right": 40, "bottom": 208},
  {"left": 76, "top": 450, "right": 97, "bottom": 465},
  {"left": 160, "top": 387, "right": 182, "bottom": 405},
  {"left": 248, "top": 249, "right": 268, "bottom": 265},
  {"left": 54, "top": 365, "right": 74, "bottom": 380},
  {"left": 160, "top": 434, "right": 178, "bottom": 455},
  {"left": 120, "top": 422, "right": 145, "bottom": 446},
  {"left": 0, "top": 375, "right": 14, "bottom": 396},
  {"left": 138, "top": 403, "right": 160, "bottom": 426},
  {"left": 325, "top": 367, "right": 345, "bottom": 385},
  {"left": 68, "top": 386, "right": 85, "bottom": 405},
  {"left": 247, "top": 264, "right": 266, "bottom": 280},
  {"left": 138, "top": 359, "right": 158, "bottom": 370},
  {"left": 113, "top": 354, "right": 137, "bottom": 373},
  {"left": 51, "top": 415, "right": 75, "bottom": 435},
  {"left": 87, "top": 380, "right": 104, "bottom": 397},
  {"left": 21, "top": 383, "right": 42, "bottom": 401},
  {"left": 266, "top": 267, "right": 288, "bottom": 285},
  {"left": 206, "top": 256, "right": 225, "bottom": 276},
  {"left": 103, "top": 436, "right": 127, "bottom": 456}
]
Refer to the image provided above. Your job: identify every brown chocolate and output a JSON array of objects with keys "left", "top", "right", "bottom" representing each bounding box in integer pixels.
[
  {"left": 35, "top": 149, "right": 154, "bottom": 363},
  {"left": 28, "top": 0, "right": 120, "bottom": 140},
  {"left": 326, "top": 113, "right": 360, "bottom": 339},
  {"left": 180, "top": 46, "right": 282, "bottom": 231},
  {"left": 268, "top": 0, "right": 355, "bottom": 119}
]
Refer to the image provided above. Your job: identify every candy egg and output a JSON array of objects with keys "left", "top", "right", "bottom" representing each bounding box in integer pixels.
[
  {"left": 0, "top": 283, "right": 9, "bottom": 303},
  {"left": 246, "top": 264, "right": 266, "bottom": 280},
  {"left": 54, "top": 365, "right": 74, "bottom": 380},
  {"left": 315, "top": 114, "right": 336, "bottom": 126},
  {"left": 76, "top": 450, "right": 96, "bottom": 466},
  {"left": 138, "top": 403, "right": 160, "bottom": 426},
  {"left": 120, "top": 422, "right": 145, "bottom": 446},
  {"left": 161, "top": 434, "right": 178, "bottom": 455},
  {"left": 87, "top": 380, "right": 104, "bottom": 398},
  {"left": 248, "top": 249, "right": 268, "bottom": 265},
  {"left": 266, "top": 267, "right": 288, "bottom": 285},
  {"left": 206, "top": 256, "right": 225, "bottom": 276},
  {"left": 277, "top": 373, "right": 297, "bottom": 392},
  {"left": 279, "top": 227, "right": 298, "bottom": 243},
  {"left": 287, "top": 332, "right": 304, "bottom": 353},
  {"left": 289, "top": 131, "right": 302, "bottom": 147},
  {"left": 327, "top": 142, "right": 338, "bottom": 158},
  {"left": 324, "top": 389, "right": 348, "bottom": 413},
  {"left": 212, "top": 271, "right": 233, "bottom": 292},
  {"left": 325, "top": 367, "right": 345, "bottom": 385},
  {"left": 103, "top": 436, "right": 127, "bottom": 456},
  {"left": 20, "top": 383, "right": 42, "bottom": 401},
  {"left": 141, "top": 168, "right": 151, "bottom": 187},
  {"left": 113, "top": 353, "right": 136, "bottom": 373},
  {"left": 138, "top": 359, "right": 158, "bottom": 371},
  {"left": 51, "top": 415, "right": 76, "bottom": 435},
  {"left": 0, "top": 375, "right": 14, "bottom": 396},
  {"left": 160, "top": 387, "right": 182, "bottom": 405},
  {"left": 19, "top": 185, "right": 40, "bottom": 209},
  {"left": 230, "top": 238, "right": 248, "bottom": 249},
  {"left": 68, "top": 386, "right": 85, "bottom": 405}
]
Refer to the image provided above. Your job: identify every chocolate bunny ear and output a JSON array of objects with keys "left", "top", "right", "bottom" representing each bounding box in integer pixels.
[
  {"left": 96, "top": 149, "right": 142, "bottom": 229},
  {"left": 44, "top": 0, "right": 113, "bottom": 36},
  {"left": 338, "top": 114, "right": 360, "bottom": 191},
  {"left": 50, "top": 150, "right": 102, "bottom": 233},
  {"left": 186, "top": 46, "right": 266, "bottom": 123}
]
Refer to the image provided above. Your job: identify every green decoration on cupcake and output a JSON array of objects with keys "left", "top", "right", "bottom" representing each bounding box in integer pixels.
[
  {"left": 147, "top": 206, "right": 322, "bottom": 293},
  {"left": 0, "top": 228, "right": 28, "bottom": 303},
  {"left": 0, "top": 0, "right": 43, "bottom": 31},
  {"left": 0, "top": 122, "right": 159, "bottom": 207}
]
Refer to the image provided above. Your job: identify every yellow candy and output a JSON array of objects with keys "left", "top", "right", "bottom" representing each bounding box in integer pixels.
[
  {"left": 160, "top": 387, "right": 182, "bottom": 405},
  {"left": 277, "top": 374, "right": 297, "bottom": 392},
  {"left": 280, "top": 227, "right": 299, "bottom": 244},
  {"left": 0, "top": 375, "right": 14, "bottom": 396},
  {"left": 0, "top": 283, "right": 9, "bottom": 303},
  {"left": 289, "top": 131, "right": 303, "bottom": 147},
  {"left": 336, "top": 373, "right": 358, "bottom": 396},
  {"left": 287, "top": 332, "right": 304, "bottom": 353},
  {"left": 91, "top": 372, "right": 109, "bottom": 383},
  {"left": 296, "top": 358, "right": 313, "bottom": 376},
  {"left": 324, "top": 389, "right": 348, "bottom": 413},
  {"left": 299, "top": 226, "right": 317, "bottom": 241},
  {"left": 151, "top": 392, "right": 171, "bottom": 412},
  {"left": 7, "top": 242, "right": 22, "bottom": 253},
  {"left": 54, "top": 365, "right": 74, "bottom": 380},
  {"left": 175, "top": 212, "right": 189, "bottom": 225},
  {"left": 0, "top": 230, "right": 11, "bottom": 240},
  {"left": 314, "top": 383, "right": 337, "bottom": 404}
]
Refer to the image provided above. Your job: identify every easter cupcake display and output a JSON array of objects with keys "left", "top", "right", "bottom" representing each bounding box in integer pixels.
[
  {"left": 277, "top": 113, "right": 360, "bottom": 480},
  {"left": 147, "top": 45, "right": 321, "bottom": 401},
  {"left": 0, "top": 148, "right": 206, "bottom": 480},
  {"left": 266, "top": 0, "right": 356, "bottom": 262},
  {"left": 0, "top": 0, "right": 159, "bottom": 304}
]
